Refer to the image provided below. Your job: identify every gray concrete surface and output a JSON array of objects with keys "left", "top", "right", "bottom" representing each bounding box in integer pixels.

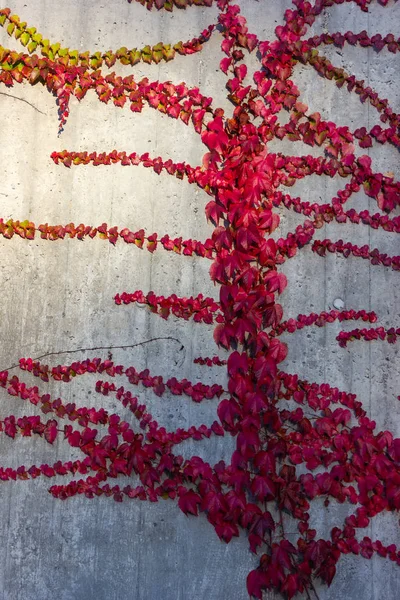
[{"left": 0, "top": 1, "right": 399, "bottom": 598}]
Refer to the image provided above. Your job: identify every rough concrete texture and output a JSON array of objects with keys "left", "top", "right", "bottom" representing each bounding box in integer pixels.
[{"left": 0, "top": 1, "right": 399, "bottom": 598}]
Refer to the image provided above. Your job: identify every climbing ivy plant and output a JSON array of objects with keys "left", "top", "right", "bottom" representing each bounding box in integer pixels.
[{"left": 0, "top": 0, "right": 399, "bottom": 598}]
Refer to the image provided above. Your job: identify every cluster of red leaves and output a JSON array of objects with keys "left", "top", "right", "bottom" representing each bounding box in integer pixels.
[
  {"left": 306, "top": 29, "right": 400, "bottom": 53},
  {"left": 272, "top": 309, "right": 378, "bottom": 336},
  {"left": 114, "top": 291, "right": 222, "bottom": 324},
  {"left": 337, "top": 326, "right": 400, "bottom": 347},
  {"left": 312, "top": 239, "right": 400, "bottom": 271},
  {"left": 193, "top": 355, "right": 227, "bottom": 366},
  {"left": 272, "top": 186, "right": 400, "bottom": 233},
  {"left": 1, "top": 0, "right": 400, "bottom": 599},
  {"left": 128, "top": 0, "right": 214, "bottom": 9},
  {"left": 19, "top": 357, "right": 225, "bottom": 402}
]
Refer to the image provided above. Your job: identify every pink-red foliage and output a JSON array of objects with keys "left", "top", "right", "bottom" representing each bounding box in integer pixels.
[{"left": 0, "top": 0, "right": 399, "bottom": 598}]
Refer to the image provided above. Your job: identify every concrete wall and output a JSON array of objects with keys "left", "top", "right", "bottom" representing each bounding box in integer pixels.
[{"left": 0, "top": 1, "right": 398, "bottom": 598}]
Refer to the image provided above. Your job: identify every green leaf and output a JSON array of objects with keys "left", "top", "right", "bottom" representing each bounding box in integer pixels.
[
  {"left": 129, "top": 50, "right": 141, "bottom": 65},
  {"left": 6, "top": 22, "right": 15, "bottom": 36},
  {"left": 69, "top": 49, "right": 79, "bottom": 64},
  {"left": 104, "top": 51, "right": 116, "bottom": 67},
  {"left": 162, "top": 44, "right": 175, "bottom": 61},
  {"left": 141, "top": 45, "right": 152, "bottom": 64},
  {"left": 20, "top": 32, "right": 30, "bottom": 46},
  {"left": 90, "top": 52, "right": 103, "bottom": 68},
  {"left": 116, "top": 46, "right": 128, "bottom": 57},
  {"left": 152, "top": 44, "right": 163, "bottom": 64},
  {"left": 79, "top": 51, "right": 90, "bottom": 66},
  {"left": 0, "top": 46, "right": 8, "bottom": 62},
  {"left": 27, "top": 41, "right": 38, "bottom": 53},
  {"left": 173, "top": 41, "right": 183, "bottom": 53}
]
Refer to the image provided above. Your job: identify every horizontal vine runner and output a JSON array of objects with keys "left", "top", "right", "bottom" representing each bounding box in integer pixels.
[{"left": 0, "top": 0, "right": 399, "bottom": 598}]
